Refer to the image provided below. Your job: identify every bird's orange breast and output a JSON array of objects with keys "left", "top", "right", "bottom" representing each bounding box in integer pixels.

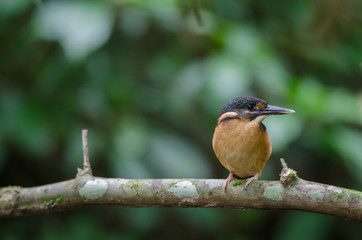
[{"left": 212, "top": 117, "right": 272, "bottom": 178}]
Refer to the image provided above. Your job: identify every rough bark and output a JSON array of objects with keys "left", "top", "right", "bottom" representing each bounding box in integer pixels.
[
  {"left": 1, "top": 130, "right": 361, "bottom": 221},
  {"left": 0, "top": 176, "right": 361, "bottom": 221}
]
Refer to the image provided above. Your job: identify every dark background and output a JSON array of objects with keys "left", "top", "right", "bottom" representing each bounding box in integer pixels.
[{"left": 1, "top": 0, "right": 361, "bottom": 239}]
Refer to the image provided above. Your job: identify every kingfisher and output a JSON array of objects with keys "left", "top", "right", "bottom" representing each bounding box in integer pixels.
[{"left": 212, "top": 96, "right": 295, "bottom": 191}]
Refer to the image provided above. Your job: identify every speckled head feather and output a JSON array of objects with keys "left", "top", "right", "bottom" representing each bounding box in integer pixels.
[{"left": 220, "top": 96, "right": 268, "bottom": 116}]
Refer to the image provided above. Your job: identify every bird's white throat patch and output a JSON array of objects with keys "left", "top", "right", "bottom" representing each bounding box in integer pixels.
[{"left": 252, "top": 114, "right": 269, "bottom": 123}]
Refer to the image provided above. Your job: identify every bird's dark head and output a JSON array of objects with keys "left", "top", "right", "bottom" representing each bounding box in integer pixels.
[{"left": 220, "top": 96, "right": 295, "bottom": 123}]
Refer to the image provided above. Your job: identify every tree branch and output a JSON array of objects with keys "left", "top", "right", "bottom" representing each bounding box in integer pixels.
[
  {"left": 0, "top": 177, "right": 360, "bottom": 221},
  {"left": 0, "top": 130, "right": 361, "bottom": 221}
]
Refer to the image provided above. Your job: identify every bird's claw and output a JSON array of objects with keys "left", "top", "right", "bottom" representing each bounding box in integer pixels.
[
  {"left": 244, "top": 172, "right": 259, "bottom": 190},
  {"left": 222, "top": 172, "right": 234, "bottom": 192}
]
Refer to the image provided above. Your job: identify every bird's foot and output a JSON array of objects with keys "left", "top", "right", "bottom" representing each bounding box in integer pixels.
[
  {"left": 222, "top": 172, "right": 234, "bottom": 192},
  {"left": 245, "top": 172, "right": 259, "bottom": 189}
]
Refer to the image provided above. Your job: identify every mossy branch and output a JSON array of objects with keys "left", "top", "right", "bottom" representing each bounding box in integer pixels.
[
  {"left": 1, "top": 177, "right": 361, "bottom": 221},
  {"left": 0, "top": 131, "right": 361, "bottom": 221}
]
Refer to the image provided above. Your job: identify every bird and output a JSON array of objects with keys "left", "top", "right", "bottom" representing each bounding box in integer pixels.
[{"left": 212, "top": 96, "right": 295, "bottom": 191}]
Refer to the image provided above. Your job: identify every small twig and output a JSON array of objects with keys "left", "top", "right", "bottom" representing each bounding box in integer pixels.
[
  {"left": 280, "top": 158, "right": 288, "bottom": 169},
  {"left": 279, "top": 158, "right": 298, "bottom": 187},
  {"left": 80, "top": 129, "right": 92, "bottom": 176}
]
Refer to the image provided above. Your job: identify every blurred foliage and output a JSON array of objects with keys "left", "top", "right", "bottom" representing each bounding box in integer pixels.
[{"left": 1, "top": 0, "right": 362, "bottom": 239}]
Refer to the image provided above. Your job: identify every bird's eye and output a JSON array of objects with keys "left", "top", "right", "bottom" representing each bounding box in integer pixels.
[{"left": 247, "top": 104, "right": 255, "bottom": 111}]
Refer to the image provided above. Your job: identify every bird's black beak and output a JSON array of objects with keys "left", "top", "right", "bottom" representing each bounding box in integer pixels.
[{"left": 260, "top": 105, "right": 295, "bottom": 115}]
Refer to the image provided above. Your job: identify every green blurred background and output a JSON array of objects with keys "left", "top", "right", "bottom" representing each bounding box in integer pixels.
[{"left": 1, "top": 0, "right": 361, "bottom": 239}]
